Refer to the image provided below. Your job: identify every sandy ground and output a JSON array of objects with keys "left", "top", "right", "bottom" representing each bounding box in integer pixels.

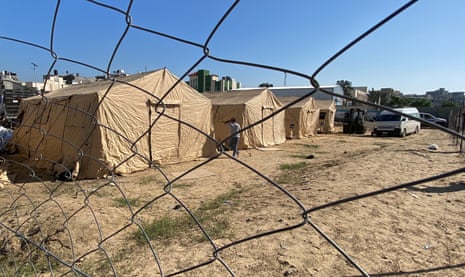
[{"left": 1, "top": 128, "right": 465, "bottom": 276}]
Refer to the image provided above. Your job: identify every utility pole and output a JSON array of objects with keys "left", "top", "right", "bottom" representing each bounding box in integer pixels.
[{"left": 31, "top": 62, "right": 38, "bottom": 82}]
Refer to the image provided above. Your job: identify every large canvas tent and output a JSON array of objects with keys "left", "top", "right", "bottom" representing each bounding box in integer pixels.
[
  {"left": 277, "top": 96, "right": 320, "bottom": 139},
  {"left": 315, "top": 99, "right": 336, "bottom": 133},
  {"left": 205, "top": 88, "right": 286, "bottom": 149},
  {"left": 11, "top": 68, "right": 214, "bottom": 178}
]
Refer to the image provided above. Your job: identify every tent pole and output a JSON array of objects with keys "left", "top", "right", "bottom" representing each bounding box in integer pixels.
[
  {"left": 261, "top": 107, "right": 264, "bottom": 144},
  {"left": 147, "top": 99, "right": 153, "bottom": 167}
]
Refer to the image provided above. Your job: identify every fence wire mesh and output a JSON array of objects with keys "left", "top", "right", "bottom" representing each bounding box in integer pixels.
[{"left": 1, "top": 0, "right": 465, "bottom": 276}]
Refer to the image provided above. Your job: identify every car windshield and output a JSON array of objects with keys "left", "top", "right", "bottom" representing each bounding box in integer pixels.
[
  {"left": 422, "top": 114, "right": 433, "bottom": 119},
  {"left": 376, "top": 114, "right": 401, "bottom": 121}
]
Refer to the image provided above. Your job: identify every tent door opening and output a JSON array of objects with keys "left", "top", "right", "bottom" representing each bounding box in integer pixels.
[{"left": 261, "top": 106, "right": 275, "bottom": 146}]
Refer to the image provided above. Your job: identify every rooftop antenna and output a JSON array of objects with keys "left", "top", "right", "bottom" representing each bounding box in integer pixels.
[{"left": 31, "top": 62, "right": 38, "bottom": 82}]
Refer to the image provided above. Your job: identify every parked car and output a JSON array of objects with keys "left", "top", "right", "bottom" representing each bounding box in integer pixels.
[
  {"left": 371, "top": 107, "right": 421, "bottom": 137},
  {"left": 419, "top": 112, "right": 447, "bottom": 127}
]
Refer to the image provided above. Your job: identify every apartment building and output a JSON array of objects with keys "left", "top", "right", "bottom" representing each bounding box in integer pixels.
[{"left": 188, "top": 69, "right": 241, "bottom": 93}]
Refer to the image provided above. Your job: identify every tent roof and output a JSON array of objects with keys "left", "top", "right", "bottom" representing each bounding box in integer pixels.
[
  {"left": 27, "top": 68, "right": 186, "bottom": 102},
  {"left": 203, "top": 88, "right": 269, "bottom": 105},
  {"left": 277, "top": 96, "right": 315, "bottom": 108},
  {"left": 315, "top": 99, "right": 335, "bottom": 109}
]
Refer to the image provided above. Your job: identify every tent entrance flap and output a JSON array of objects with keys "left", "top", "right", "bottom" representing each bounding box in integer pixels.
[
  {"left": 148, "top": 101, "right": 181, "bottom": 164},
  {"left": 261, "top": 107, "right": 275, "bottom": 146}
]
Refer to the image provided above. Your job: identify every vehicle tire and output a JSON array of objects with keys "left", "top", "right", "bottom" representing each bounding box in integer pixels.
[
  {"left": 400, "top": 128, "right": 406, "bottom": 137},
  {"left": 439, "top": 122, "right": 447, "bottom": 127}
]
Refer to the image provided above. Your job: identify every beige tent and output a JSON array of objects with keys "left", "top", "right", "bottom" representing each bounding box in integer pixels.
[
  {"left": 315, "top": 99, "right": 336, "bottom": 133},
  {"left": 11, "top": 68, "right": 214, "bottom": 178},
  {"left": 277, "top": 96, "right": 320, "bottom": 139},
  {"left": 205, "top": 88, "right": 286, "bottom": 149}
]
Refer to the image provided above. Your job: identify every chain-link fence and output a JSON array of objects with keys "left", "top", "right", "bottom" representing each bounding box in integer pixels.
[{"left": 1, "top": 1, "right": 465, "bottom": 276}]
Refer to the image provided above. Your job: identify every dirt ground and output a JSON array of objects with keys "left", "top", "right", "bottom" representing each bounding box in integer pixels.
[{"left": 1, "top": 128, "right": 465, "bottom": 276}]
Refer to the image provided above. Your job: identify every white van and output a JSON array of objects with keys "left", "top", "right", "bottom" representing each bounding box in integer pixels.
[{"left": 372, "top": 107, "right": 421, "bottom": 137}]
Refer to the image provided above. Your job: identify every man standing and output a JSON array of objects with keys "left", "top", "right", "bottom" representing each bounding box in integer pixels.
[{"left": 224, "top": 117, "right": 241, "bottom": 158}]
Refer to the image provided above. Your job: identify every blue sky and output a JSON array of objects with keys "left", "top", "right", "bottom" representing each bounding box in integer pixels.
[{"left": 0, "top": 0, "right": 463, "bottom": 95}]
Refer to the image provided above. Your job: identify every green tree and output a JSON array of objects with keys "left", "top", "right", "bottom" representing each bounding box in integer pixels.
[
  {"left": 389, "top": 96, "right": 410, "bottom": 108},
  {"left": 368, "top": 88, "right": 381, "bottom": 104},
  {"left": 336, "top": 80, "right": 354, "bottom": 106},
  {"left": 441, "top": 100, "right": 457, "bottom": 107},
  {"left": 259, "top": 82, "right": 273, "bottom": 88},
  {"left": 388, "top": 96, "right": 432, "bottom": 108},
  {"left": 410, "top": 98, "right": 432, "bottom": 107},
  {"left": 336, "top": 80, "right": 353, "bottom": 96}
]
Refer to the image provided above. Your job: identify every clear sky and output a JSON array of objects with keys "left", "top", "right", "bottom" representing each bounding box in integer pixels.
[{"left": 0, "top": 0, "right": 463, "bottom": 95}]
